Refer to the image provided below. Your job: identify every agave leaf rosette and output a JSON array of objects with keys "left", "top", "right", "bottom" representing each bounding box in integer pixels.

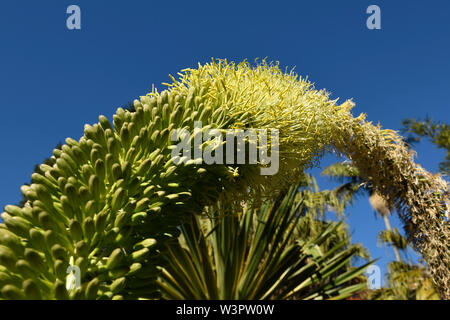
[
  {"left": 0, "top": 59, "right": 448, "bottom": 299},
  {"left": 157, "top": 183, "right": 372, "bottom": 300}
]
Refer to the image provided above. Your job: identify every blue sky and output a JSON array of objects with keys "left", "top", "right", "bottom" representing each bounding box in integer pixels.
[{"left": 0, "top": 0, "right": 448, "bottom": 284}]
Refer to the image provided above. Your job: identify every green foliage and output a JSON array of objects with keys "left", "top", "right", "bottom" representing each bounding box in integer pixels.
[
  {"left": 321, "top": 161, "right": 361, "bottom": 182},
  {"left": 377, "top": 228, "right": 408, "bottom": 251},
  {"left": 323, "top": 159, "right": 440, "bottom": 300},
  {"left": 369, "top": 261, "right": 440, "bottom": 300},
  {"left": 158, "top": 183, "right": 372, "bottom": 300},
  {"left": 295, "top": 174, "right": 350, "bottom": 217},
  {"left": 321, "top": 161, "right": 369, "bottom": 206},
  {"left": 402, "top": 117, "right": 450, "bottom": 175}
]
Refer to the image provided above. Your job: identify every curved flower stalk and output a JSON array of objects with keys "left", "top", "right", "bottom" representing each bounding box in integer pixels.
[
  {"left": 167, "top": 60, "right": 449, "bottom": 298},
  {"left": 0, "top": 59, "right": 448, "bottom": 299}
]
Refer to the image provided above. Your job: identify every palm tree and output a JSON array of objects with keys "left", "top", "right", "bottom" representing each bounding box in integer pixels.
[
  {"left": 322, "top": 161, "right": 440, "bottom": 300},
  {"left": 322, "top": 161, "right": 403, "bottom": 262},
  {"left": 369, "top": 260, "right": 439, "bottom": 300}
]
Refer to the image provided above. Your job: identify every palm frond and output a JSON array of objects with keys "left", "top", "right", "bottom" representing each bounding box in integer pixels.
[
  {"left": 370, "top": 261, "right": 440, "bottom": 300},
  {"left": 321, "top": 162, "right": 362, "bottom": 182},
  {"left": 377, "top": 228, "right": 408, "bottom": 251}
]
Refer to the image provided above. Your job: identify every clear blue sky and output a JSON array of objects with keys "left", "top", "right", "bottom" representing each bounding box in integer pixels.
[{"left": 0, "top": 0, "right": 448, "bottom": 284}]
